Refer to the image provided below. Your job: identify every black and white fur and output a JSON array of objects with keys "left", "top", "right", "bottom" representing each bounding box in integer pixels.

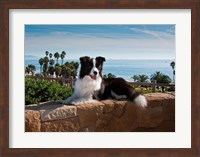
[
  {"left": 62, "top": 56, "right": 147, "bottom": 108},
  {"left": 61, "top": 56, "right": 103, "bottom": 104}
]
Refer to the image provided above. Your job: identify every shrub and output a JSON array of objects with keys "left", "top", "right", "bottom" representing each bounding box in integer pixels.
[
  {"left": 25, "top": 78, "right": 73, "bottom": 105},
  {"left": 135, "top": 87, "right": 153, "bottom": 94}
]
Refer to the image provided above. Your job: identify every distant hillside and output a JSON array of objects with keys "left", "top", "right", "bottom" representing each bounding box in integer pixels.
[{"left": 25, "top": 55, "right": 39, "bottom": 60}]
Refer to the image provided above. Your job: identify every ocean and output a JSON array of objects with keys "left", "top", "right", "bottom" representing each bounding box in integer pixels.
[{"left": 25, "top": 59, "right": 173, "bottom": 81}]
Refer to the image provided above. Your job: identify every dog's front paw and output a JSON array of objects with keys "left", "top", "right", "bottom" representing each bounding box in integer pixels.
[
  {"left": 70, "top": 101, "right": 84, "bottom": 105},
  {"left": 60, "top": 99, "right": 70, "bottom": 104}
]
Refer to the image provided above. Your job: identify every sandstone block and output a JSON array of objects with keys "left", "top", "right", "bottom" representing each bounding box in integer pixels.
[
  {"left": 154, "top": 120, "right": 175, "bottom": 132},
  {"left": 40, "top": 105, "right": 77, "bottom": 122},
  {"left": 112, "top": 101, "right": 126, "bottom": 118},
  {"left": 77, "top": 102, "right": 104, "bottom": 127},
  {"left": 79, "top": 124, "right": 96, "bottom": 132},
  {"left": 103, "top": 102, "right": 140, "bottom": 131},
  {"left": 163, "top": 103, "right": 175, "bottom": 121},
  {"left": 96, "top": 113, "right": 113, "bottom": 131},
  {"left": 139, "top": 106, "right": 164, "bottom": 128},
  {"left": 101, "top": 99, "right": 115, "bottom": 113},
  {"left": 41, "top": 117, "right": 80, "bottom": 132},
  {"left": 25, "top": 110, "right": 41, "bottom": 132}
]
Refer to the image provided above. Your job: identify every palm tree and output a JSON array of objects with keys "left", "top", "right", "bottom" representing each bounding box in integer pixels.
[
  {"left": 161, "top": 75, "right": 172, "bottom": 84},
  {"left": 49, "top": 53, "right": 53, "bottom": 59},
  {"left": 132, "top": 75, "right": 139, "bottom": 82},
  {"left": 66, "top": 66, "right": 72, "bottom": 78},
  {"left": 55, "top": 66, "right": 62, "bottom": 78},
  {"left": 28, "top": 64, "right": 36, "bottom": 76},
  {"left": 150, "top": 71, "right": 171, "bottom": 84},
  {"left": 48, "top": 66, "right": 54, "bottom": 77},
  {"left": 49, "top": 59, "right": 55, "bottom": 66},
  {"left": 38, "top": 58, "right": 44, "bottom": 74},
  {"left": 67, "top": 61, "right": 79, "bottom": 70},
  {"left": 44, "top": 57, "right": 49, "bottom": 67},
  {"left": 61, "top": 51, "right": 66, "bottom": 65},
  {"left": 43, "top": 56, "right": 49, "bottom": 66},
  {"left": 71, "top": 69, "right": 77, "bottom": 79},
  {"left": 48, "top": 56, "right": 55, "bottom": 76},
  {"left": 45, "top": 51, "right": 49, "bottom": 57},
  {"left": 107, "top": 73, "right": 116, "bottom": 78},
  {"left": 25, "top": 67, "right": 30, "bottom": 75},
  {"left": 69, "top": 61, "right": 75, "bottom": 69},
  {"left": 138, "top": 75, "right": 149, "bottom": 82},
  {"left": 150, "top": 71, "right": 162, "bottom": 82},
  {"left": 150, "top": 71, "right": 171, "bottom": 92},
  {"left": 61, "top": 65, "right": 68, "bottom": 78},
  {"left": 170, "top": 61, "right": 175, "bottom": 83},
  {"left": 43, "top": 57, "right": 49, "bottom": 77},
  {"left": 102, "top": 73, "right": 116, "bottom": 78},
  {"left": 54, "top": 52, "right": 60, "bottom": 64},
  {"left": 64, "top": 61, "right": 70, "bottom": 67},
  {"left": 43, "top": 64, "right": 48, "bottom": 77},
  {"left": 74, "top": 62, "right": 79, "bottom": 70},
  {"left": 55, "top": 63, "right": 60, "bottom": 67},
  {"left": 103, "top": 74, "right": 107, "bottom": 78}
]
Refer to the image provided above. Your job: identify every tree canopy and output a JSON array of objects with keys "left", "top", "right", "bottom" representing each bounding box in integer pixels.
[{"left": 150, "top": 71, "right": 171, "bottom": 84}]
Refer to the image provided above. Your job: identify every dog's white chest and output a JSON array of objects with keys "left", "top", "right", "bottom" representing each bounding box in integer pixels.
[{"left": 75, "top": 76, "right": 102, "bottom": 97}]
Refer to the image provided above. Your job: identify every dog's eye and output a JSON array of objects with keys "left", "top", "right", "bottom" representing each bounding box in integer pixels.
[
  {"left": 97, "top": 65, "right": 102, "bottom": 70},
  {"left": 89, "top": 64, "right": 93, "bottom": 68}
]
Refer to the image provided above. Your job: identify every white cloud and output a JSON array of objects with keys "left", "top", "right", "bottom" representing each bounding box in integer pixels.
[
  {"left": 25, "top": 30, "right": 175, "bottom": 60},
  {"left": 130, "top": 27, "right": 175, "bottom": 45}
]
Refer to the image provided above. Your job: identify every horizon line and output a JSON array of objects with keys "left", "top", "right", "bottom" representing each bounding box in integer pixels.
[{"left": 25, "top": 57, "right": 175, "bottom": 61}]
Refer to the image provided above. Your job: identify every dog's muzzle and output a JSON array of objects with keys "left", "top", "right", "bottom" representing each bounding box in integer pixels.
[{"left": 90, "top": 71, "right": 98, "bottom": 80}]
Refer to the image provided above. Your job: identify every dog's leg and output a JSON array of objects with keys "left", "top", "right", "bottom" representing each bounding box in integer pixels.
[
  {"left": 111, "top": 90, "right": 127, "bottom": 100},
  {"left": 70, "top": 96, "right": 97, "bottom": 105},
  {"left": 60, "top": 96, "right": 72, "bottom": 104},
  {"left": 61, "top": 92, "right": 77, "bottom": 104}
]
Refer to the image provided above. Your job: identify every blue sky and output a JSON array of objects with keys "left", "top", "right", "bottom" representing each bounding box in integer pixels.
[{"left": 25, "top": 25, "right": 175, "bottom": 60}]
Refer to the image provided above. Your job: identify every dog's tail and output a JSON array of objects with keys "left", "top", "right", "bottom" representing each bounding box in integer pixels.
[
  {"left": 125, "top": 85, "right": 147, "bottom": 108},
  {"left": 133, "top": 94, "right": 147, "bottom": 108}
]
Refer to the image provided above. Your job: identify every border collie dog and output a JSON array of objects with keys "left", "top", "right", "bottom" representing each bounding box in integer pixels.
[{"left": 62, "top": 56, "right": 147, "bottom": 108}]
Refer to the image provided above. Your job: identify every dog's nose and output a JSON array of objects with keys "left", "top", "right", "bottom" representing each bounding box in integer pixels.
[{"left": 93, "top": 71, "right": 98, "bottom": 75}]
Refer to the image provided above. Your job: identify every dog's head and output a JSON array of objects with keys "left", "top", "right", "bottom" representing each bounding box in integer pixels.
[{"left": 79, "top": 56, "right": 106, "bottom": 80}]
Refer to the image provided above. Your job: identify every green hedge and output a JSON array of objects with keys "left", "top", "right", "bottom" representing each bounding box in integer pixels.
[{"left": 25, "top": 78, "right": 73, "bottom": 105}]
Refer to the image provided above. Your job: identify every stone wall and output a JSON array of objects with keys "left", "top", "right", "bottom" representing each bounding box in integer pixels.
[{"left": 25, "top": 93, "right": 175, "bottom": 132}]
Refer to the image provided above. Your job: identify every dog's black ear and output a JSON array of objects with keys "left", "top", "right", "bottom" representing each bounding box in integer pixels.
[
  {"left": 80, "top": 56, "right": 90, "bottom": 63},
  {"left": 96, "top": 56, "right": 106, "bottom": 62}
]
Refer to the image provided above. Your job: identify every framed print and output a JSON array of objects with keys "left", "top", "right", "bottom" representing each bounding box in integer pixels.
[{"left": 0, "top": 0, "right": 200, "bottom": 157}]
